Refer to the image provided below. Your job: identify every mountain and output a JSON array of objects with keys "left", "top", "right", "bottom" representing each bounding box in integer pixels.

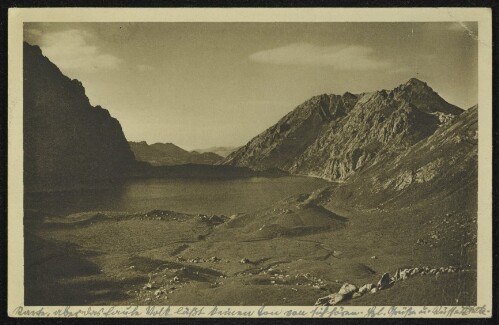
[
  {"left": 129, "top": 141, "right": 223, "bottom": 166},
  {"left": 314, "top": 104, "right": 478, "bottom": 210},
  {"left": 23, "top": 42, "right": 136, "bottom": 187},
  {"left": 223, "top": 78, "right": 463, "bottom": 181},
  {"left": 193, "top": 146, "right": 240, "bottom": 158}
]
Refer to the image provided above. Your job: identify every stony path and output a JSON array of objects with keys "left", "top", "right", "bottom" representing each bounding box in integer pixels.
[{"left": 315, "top": 265, "right": 465, "bottom": 306}]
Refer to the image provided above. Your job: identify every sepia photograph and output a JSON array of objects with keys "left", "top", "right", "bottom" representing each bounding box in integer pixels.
[{"left": 7, "top": 8, "right": 493, "bottom": 318}]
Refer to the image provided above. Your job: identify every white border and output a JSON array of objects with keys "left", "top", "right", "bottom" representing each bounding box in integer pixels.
[{"left": 8, "top": 8, "right": 493, "bottom": 318}]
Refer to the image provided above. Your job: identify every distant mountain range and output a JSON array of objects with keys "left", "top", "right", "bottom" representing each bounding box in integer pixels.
[
  {"left": 193, "top": 146, "right": 240, "bottom": 158},
  {"left": 129, "top": 141, "right": 223, "bottom": 166},
  {"left": 223, "top": 78, "right": 465, "bottom": 182},
  {"left": 23, "top": 40, "right": 477, "bottom": 202}
]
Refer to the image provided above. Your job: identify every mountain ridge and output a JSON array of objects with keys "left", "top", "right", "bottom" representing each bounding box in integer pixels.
[
  {"left": 129, "top": 141, "right": 223, "bottom": 166},
  {"left": 223, "top": 78, "right": 464, "bottom": 181},
  {"left": 193, "top": 146, "right": 240, "bottom": 158}
]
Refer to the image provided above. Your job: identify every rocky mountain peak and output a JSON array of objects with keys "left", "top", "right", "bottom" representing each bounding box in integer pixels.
[
  {"left": 396, "top": 77, "right": 433, "bottom": 95},
  {"left": 392, "top": 78, "right": 462, "bottom": 115},
  {"left": 223, "top": 79, "right": 464, "bottom": 181},
  {"left": 406, "top": 77, "right": 428, "bottom": 86}
]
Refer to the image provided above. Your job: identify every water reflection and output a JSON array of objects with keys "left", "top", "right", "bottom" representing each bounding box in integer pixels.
[{"left": 25, "top": 176, "right": 328, "bottom": 217}]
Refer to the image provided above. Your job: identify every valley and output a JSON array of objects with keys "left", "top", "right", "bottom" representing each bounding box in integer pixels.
[
  {"left": 25, "top": 178, "right": 476, "bottom": 306},
  {"left": 22, "top": 41, "right": 478, "bottom": 307}
]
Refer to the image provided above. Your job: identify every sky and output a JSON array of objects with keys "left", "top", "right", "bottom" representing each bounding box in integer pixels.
[{"left": 24, "top": 22, "right": 478, "bottom": 150}]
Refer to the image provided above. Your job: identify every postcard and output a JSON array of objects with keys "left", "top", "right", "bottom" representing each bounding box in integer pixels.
[{"left": 8, "top": 7, "right": 492, "bottom": 318}]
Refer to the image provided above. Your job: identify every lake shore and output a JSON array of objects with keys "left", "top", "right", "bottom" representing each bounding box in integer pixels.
[{"left": 24, "top": 181, "right": 477, "bottom": 306}]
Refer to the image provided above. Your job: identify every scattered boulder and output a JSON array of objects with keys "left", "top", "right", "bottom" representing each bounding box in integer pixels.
[
  {"left": 315, "top": 293, "right": 345, "bottom": 306},
  {"left": 400, "top": 269, "right": 409, "bottom": 280},
  {"left": 311, "top": 265, "right": 466, "bottom": 305},
  {"left": 154, "top": 289, "right": 165, "bottom": 296},
  {"left": 377, "top": 272, "right": 392, "bottom": 289},
  {"left": 393, "top": 269, "right": 401, "bottom": 281},
  {"left": 240, "top": 258, "right": 251, "bottom": 264},
  {"left": 359, "top": 283, "right": 374, "bottom": 294},
  {"left": 338, "top": 283, "right": 358, "bottom": 297}
]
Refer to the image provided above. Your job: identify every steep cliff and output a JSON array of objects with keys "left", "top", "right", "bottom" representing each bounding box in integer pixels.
[
  {"left": 23, "top": 42, "right": 136, "bottom": 187},
  {"left": 223, "top": 78, "right": 463, "bottom": 181}
]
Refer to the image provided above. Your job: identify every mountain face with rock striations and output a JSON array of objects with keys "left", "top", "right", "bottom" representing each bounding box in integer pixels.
[
  {"left": 310, "top": 104, "right": 478, "bottom": 209},
  {"left": 223, "top": 78, "right": 463, "bottom": 181},
  {"left": 24, "top": 42, "right": 137, "bottom": 187},
  {"left": 129, "top": 141, "right": 223, "bottom": 166}
]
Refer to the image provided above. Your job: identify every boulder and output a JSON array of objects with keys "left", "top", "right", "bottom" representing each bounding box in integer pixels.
[
  {"left": 370, "top": 287, "right": 378, "bottom": 294},
  {"left": 359, "top": 283, "right": 374, "bottom": 294},
  {"left": 400, "top": 269, "right": 409, "bottom": 280},
  {"left": 377, "top": 272, "right": 392, "bottom": 289},
  {"left": 338, "top": 283, "right": 358, "bottom": 297},
  {"left": 315, "top": 293, "right": 345, "bottom": 306},
  {"left": 352, "top": 292, "right": 363, "bottom": 299},
  {"left": 393, "top": 269, "right": 401, "bottom": 281}
]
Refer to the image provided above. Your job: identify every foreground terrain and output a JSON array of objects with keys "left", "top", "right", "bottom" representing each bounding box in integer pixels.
[{"left": 25, "top": 185, "right": 476, "bottom": 306}]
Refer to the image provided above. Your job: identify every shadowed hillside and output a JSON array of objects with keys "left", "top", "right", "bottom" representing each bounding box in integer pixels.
[{"left": 23, "top": 42, "right": 137, "bottom": 187}]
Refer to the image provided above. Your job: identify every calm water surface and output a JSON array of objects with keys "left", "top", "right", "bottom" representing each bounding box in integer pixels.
[{"left": 25, "top": 176, "right": 328, "bottom": 216}]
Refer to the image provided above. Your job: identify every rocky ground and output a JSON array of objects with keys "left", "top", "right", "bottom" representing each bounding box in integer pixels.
[{"left": 24, "top": 184, "right": 477, "bottom": 306}]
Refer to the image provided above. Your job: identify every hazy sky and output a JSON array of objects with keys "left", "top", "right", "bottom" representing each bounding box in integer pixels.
[{"left": 24, "top": 22, "right": 478, "bottom": 150}]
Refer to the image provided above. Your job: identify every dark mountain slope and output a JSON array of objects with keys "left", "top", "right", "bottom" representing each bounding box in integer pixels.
[
  {"left": 23, "top": 42, "right": 136, "bottom": 187},
  {"left": 224, "top": 79, "right": 463, "bottom": 181}
]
